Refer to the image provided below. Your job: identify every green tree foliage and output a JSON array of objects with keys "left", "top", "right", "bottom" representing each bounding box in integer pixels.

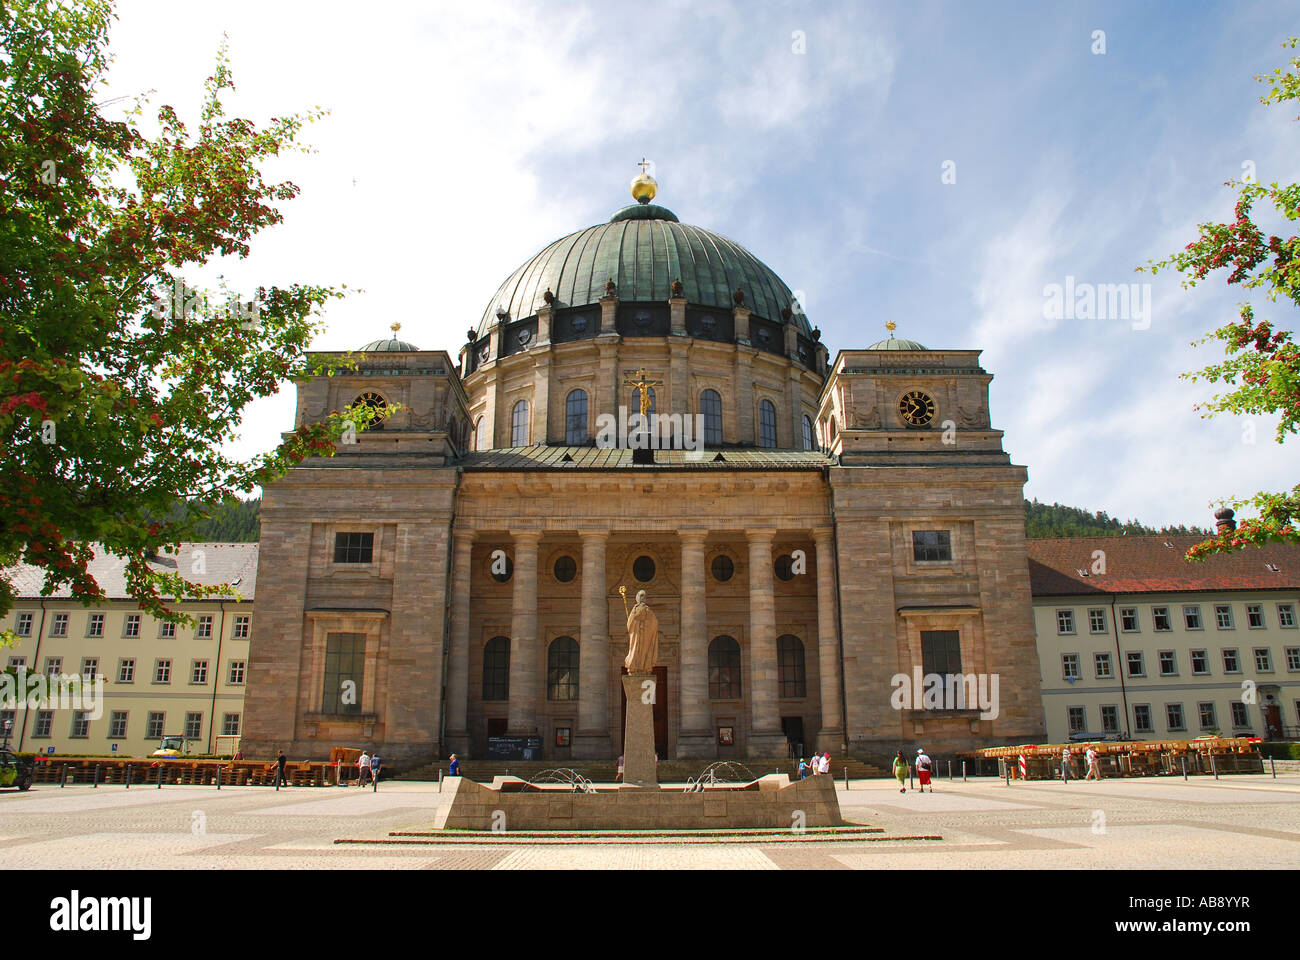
[
  {"left": 0, "top": 1, "right": 384, "bottom": 632},
  {"left": 1023, "top": 499, "right": 1208, "bottom": 540},
  {"left": 1142, "top": 38, "right": 1300, "bottom": 562}
]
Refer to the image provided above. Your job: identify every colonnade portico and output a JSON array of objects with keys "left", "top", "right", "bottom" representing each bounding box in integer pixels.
[{"left": 443, "top": 522, "right": 842, "bottom": 760}]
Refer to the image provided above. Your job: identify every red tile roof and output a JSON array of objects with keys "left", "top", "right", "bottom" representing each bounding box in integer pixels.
[{"left": 1027, "top": 536, "right": 1300, "bottom": 596}]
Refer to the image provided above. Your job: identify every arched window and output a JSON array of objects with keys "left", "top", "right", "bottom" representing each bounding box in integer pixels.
[
  {"left": 547, "top": 636, "right": 579, "bottom": 701},
  {"left": 472, "top": 417, "right": 485, "bottom": 451},
  {"left": 828, "top": 416, "right": 838, "bottom": 443},
  {"left": 482, "top": 637, "right": 510, "bottom": 701},
  {"left": 759, "top": 399, "right": 777, "bottom": 448},
  {"left": 801, "top": 415, "right": 814, "bottom": 451},
  {"left": 565, "top": 389, "right": 588, "bottom": 445},
  {"left": 510, "top": 399, "right": 529, "bottom": 446},
  {"left": 708, "top": 636, "right": 742, "bottom": 699},
  {"left": 701, "top": 389, "right": 722, "bottom": 446},
  {"left": 777, "top": 635, "right": 807, "bottom": 698}
]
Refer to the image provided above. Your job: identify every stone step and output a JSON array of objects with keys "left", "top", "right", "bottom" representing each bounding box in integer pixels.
[{"left": 392, "top": 757, "right": 891, "bottom": 783}]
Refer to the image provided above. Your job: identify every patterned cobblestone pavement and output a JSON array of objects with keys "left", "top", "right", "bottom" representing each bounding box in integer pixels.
[{"left": 0, "top": 775, "right": 1296, "bottom": 869}]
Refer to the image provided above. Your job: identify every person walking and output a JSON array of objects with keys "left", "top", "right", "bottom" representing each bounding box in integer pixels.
[
  {"left": 370, "top": 752, "right": 382, "bottom": 785},
  {"left": 892, "top": 750, "right": 909, "bottom": 793},
  {"left": 357, "top": 751, "right": 372, "bottom": 787},
  {"left": 615, "top": 755, "right": 624, "bottom": 782},
  {"left": 448, "top": 754, "right": 459, "bottom": 777},
  {"left": 915, "top": 748, "right": 933, "bottom": 792},
  {"left": 1084, "top": 745, "right": 1101, "bottom": 781},
  {"left": 1060, "top": 745, "right": 1072, "bottom": 782},
  {"left": 275, "top": 749, "right": 289, "bottom": 788},
  {"left": 798, "top": 758, "right": 809, "bottom": 780},
  {"left": 818, "top": 752, "right": 831, "bottom": 776}
]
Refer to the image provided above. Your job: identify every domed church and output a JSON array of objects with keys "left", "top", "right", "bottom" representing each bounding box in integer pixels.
[{"left": 241, "top": 169, "right": 1046, "bottom": 766}]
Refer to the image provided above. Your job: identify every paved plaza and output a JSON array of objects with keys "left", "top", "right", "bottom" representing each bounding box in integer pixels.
[{"left": 0, "top": 775, "right": 1298, "bottom": 869}]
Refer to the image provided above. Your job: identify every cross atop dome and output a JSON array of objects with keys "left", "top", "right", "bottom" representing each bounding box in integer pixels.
[{"left": 630, "top": 159, "right": 658, "bottom": 204}]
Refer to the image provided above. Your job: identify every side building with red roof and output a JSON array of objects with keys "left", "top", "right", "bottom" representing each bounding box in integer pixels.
[{"left": 1029, "top": 518, "right": 1300, "bottom": 744}]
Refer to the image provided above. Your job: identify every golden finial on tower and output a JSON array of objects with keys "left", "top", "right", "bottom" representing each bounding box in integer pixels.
[
  {"left": 391, "top": 322, "right": 402, "bottom": 334},
  {"left": 630, "top": 158, "right": 658, "bottom": 204},
  {"left": 885, "top": 320, "right": 897, "bottom": 338}
]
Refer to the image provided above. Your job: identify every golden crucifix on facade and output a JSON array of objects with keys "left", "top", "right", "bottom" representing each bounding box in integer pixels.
[{"left": 622, "top": 367, "right": 663, "bottom": 418}]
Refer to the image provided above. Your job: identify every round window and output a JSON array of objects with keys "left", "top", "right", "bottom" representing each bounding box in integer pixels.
[
  {"left": 774, "top": 554, "right": 796, "bottom": 582},
  {"left": 634, "top": 310, "right": 652, "bottom": 327},
  {"left": 701, "top": 314, "right": 716, "bottom": 328},
  {"left": 517, "top": 329, "right": 531, "bottom": 346},
  {"left": 711, "top": 555, "right": 734, "bottom": 582},
  {"left": 757, "top": 327, "right": 771, "bottom": 343},
  {"left": 490, "top": 554, "right": 514, "bottom": 583},
  {"left": 633, "top": 555, "right": 656, "bottom": 582},
  {"left": 571, "top": 314, "right": 588, "bottom": 332},
  {"left": 554, "top": 555, "right": 577, "bottom": 583}
]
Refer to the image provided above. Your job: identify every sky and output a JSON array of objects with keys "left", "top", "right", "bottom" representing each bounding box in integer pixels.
[{"left": 95, "top": 0, "right": 1299, "bottom": 528}]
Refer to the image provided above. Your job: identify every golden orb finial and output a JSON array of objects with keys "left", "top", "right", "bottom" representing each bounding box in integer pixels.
[
  {"left": 885, "top": 320, "right": 897, "bottom": 337},
  {"left": 630, "top": 157, "right": 657, "bottom": 204},
  {"left": 391, "top": 322, "right": 401, "bottom": 334}
]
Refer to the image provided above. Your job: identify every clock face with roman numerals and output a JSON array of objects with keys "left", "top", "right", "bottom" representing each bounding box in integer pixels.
[{"left": 898, "top": 390, "right": 936, "bottom": 427}]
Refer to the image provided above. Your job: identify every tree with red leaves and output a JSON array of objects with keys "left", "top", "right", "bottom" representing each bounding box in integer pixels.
[
  {"left": 1143, "top": 38, "right": 1300, "bottom": 562},
  {"left": 0, "top": 1, "right": 384, "bottom": 634}
]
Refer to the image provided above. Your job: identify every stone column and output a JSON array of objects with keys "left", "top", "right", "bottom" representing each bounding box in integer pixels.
[
  {"left": 574, "top": 531, "right": 611, "bottom": 758},
  {"left": 813, "top": 531, "right": 844, "bottom": 752},
  {"left": 746, "top": 529, "right": 786, "bottom": 755},
  {"left": 676, "top": 529, "right": 712, "bottom": 757},
  {"left": 507, "top": 531, "right": 541, "bottom": 735},
  {"left": 445, "top": 530, "right": 475, "bottom": 755}
]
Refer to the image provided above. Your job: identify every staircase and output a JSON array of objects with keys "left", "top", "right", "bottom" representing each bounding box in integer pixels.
[{"left": 393, "top": 757, "right": 890, "bottom": 783}]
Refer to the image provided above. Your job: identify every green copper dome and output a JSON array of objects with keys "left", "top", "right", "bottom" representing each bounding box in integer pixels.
[
  {"left": 477, "top": 204, "right": 811, "bottom": 339},
  {"left": 359, "top": 336, "right": 420, "bottom": 352},
  {"left": 865, "top": 335, "right": 928, "bottom": 351}
]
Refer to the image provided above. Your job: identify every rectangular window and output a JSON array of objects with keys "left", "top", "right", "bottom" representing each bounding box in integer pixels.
[
  {"left": 146, "top": 712, "right": 165, "bottom": 739},
  {"left": 109, "top": 711, "right": 128, "bottom": 738},
  {"left": 159, "top": 621, "right": 175, "bottom": 639},
  {"left": 1190, "top": 650, "right": 1209, "bottom": 675},
  {"left": 1067, "top": 706, "right": 1086, "bottom": 733},
  {"left": 1133, "top": 704, "right": 1153, "bottom": 734},
  {"left": 1183, "top": 605, "right": 1202, "bottom": 630},
  {"left": 1223, "top": 649, "right": 1241, "bottom": 673},
  {"left": 911, "top": 530, "right": 952, "bottom": 562},
  {"left": 1126, "top": 651, "right": 1146, "bottom": 677},
  {"left": 233, "top": 615, "right": 250, "bottom": 639},
  {"left": 1158, "top": 651, "right": 1177, "bottom": 676},
  {"left": 7, "top": 657, "right": 24, "bottom": 671},
  {"left": 117, "top": 658, "right": 135, "bottom": 683},
  {"left": 1166, "top": 703, "right": 1186, "bottom": 731},
  {"left": 69, "top": 711, "right": 90, "bottom": 739},
  {"left": 1088, "top": 608, "right": 1107, "bottom": 634},
  {"left": 190, "top": 660, "right": 208, "bottom": 684},
  {"left": 1286, "top": 647, "right": 1300, "bottom": 672},
  {"left": 50, "top": 613, "right": 68, "bottom": 637},
  {"left": 1120, "top": 608, "right": 1139, "bottom": 632},
  {"left": 33, "top": 711, "right": 53, "bottom": 737},
  {"left": 1100, "top": 704, "right": 1119, "bottom": 734},
  {"left": 1230, "top": 701, "right": 1249, "bottom": 729},
  {"left": 196, "top": 616, "right": 213, "bottom": 639},
  {"left": 333, "top": 532, "right": 374, "bottom": 564},
  {"left": 0, "top": 710, "right": 13, "bottom": 737},
  {"left": 1198, "top": 702, "right": 1217, "bottom": 730},
  {"left": 1062, "top": 653, "right": 1080, "bottom": 680},
  {"left": 1152, "top": 607, "right": 1172, "bottom": 632},
  {"left": 86, "top": 613, "right": 104, "bottom": 637},
  {"left": 80, "top": 657, "right": 98, "bottom": 681},
  {"left": 1093, "top": 652, "right": 1112, "bottom": 678},
  {"left": 1279, "top": 604, "right": 1296, "bottom": 628},
  {"left": 123, "top": 614, "right": 140, "bottom": 638},
  {"left": 44, "top": 657, "right": 62, "bottom": 677},
  {"left": 228, "top": 660, "right": 246, "bottom": 684},
  {"left": 1056, "top": 610, "right": 1076, "bottom": 635},
  {"left": 184, "top": 712, "right": 202, "bottom": 740},
  {"left": 1254, "top": 648, "right": 1273, "bottom": 672},
  {"left": 14, "top": 612, "right": 32, "bottom": 636},
  {"left": 221, "top": 713, "right": 241, "bottom": 736},
  {"left": 920, "top": 631, "right": 962, "bottom": 703},
  {"left": 154, "top": 659, "right": 171, "bottom": 684},
  {"left": 1214, "top": 605, "right": 1234, "bottom": 630},
  {"left": 322, "top": 633, "right": 365, "bottom": 715},
  {"left": 1247, "top": 603, "right": 1265, "bottom": 628}
]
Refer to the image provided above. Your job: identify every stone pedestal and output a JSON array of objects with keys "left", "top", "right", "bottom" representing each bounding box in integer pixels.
[{"left": 621, "top": 673, "right": 658, "bottom": 787}]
